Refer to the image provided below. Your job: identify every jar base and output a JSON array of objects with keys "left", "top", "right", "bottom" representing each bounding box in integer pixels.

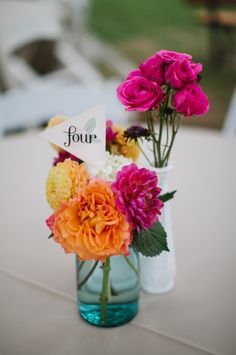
[{"left": 78, "top": 301, "right": 138, "bottom": 327}]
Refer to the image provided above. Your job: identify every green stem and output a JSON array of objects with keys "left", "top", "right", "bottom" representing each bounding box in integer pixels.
[
  {"left": 174, "top": 114, "right": 182, "bottom": 134},
  {"left": 77, "top": 261, "right": 98, "bottom": 289},
  {"left": 78, "top": 260, "right": 85, "bottom": 273},
  {"left": 147, "top": 110, "right": 158, "bottom": 167},
  {"left": 124, "top": 256, "right": 138, "bottom": 276},
  {"left": 158, "top": 86, "right": 172, "bottom": 167},
  {"left": 137, "top": 140, "right": 152, "bottom": 166},
  {"left": 157, "top": 113, "right": 164, "bottom": 166},
  {"left": 100, "top": 258, "right": 111, "bottom": 323},
  {"left": 163, "top": 120, "right": 175, "bottom": 166},
  {"left": 162, "top": 113, "right": 170, "bottom": 161},
  {"left": 147, "top": 110, "right": 151, "bottom": 130},
  {"left": 162, "top": 114, "right": 181, "bottom": 166}
]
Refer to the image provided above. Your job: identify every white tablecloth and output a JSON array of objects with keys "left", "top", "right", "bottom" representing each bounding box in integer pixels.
[{"left": 0, "top": 128, "right": 236, "bottom": 355}]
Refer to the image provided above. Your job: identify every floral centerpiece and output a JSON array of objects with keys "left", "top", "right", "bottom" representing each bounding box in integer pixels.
[
  {"left": 44, "top": 115, "right": 171, "bottom": 327},
  {"left": 43, "top": 49, "right": 209, "bottom": 326}
]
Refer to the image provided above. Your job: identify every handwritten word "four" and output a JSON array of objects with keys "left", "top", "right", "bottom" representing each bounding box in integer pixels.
[{"left": 64, "top": 126, "right": 97, "bottom": 147}]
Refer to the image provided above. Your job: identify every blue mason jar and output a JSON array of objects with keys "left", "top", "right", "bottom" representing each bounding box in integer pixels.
[{"left": 76, "top": 248, "right": 140, "bottom": 327}]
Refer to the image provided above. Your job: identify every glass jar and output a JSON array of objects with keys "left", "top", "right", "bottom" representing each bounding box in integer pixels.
[{"left": 76, "top": 249, "right": 140, "bottom": 327}]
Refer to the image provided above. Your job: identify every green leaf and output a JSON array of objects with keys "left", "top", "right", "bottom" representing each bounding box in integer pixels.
[
  {"left": 84, "top": 117, "right": 96, "bottom": 134},
  {"left": 84, "top": 117, "right": 101, "bottom": 143},
  {"left": 48, "top": 233, "right": 53, "bottom": 239},
  {"left": 159, "top": 190, "right": 177, "bottom": 203},
  {"left": 131, "top": 222, "right": 169, "bottom": 257}
]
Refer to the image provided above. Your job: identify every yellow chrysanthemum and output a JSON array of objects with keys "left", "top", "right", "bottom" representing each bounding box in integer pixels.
[
  {"left": 110, "top": 126, "right": 140, "bottom": 161},
  {"left": 47, "top": 115, "right": 67, "bottom": 152},
  {"left": 46, "top": 159, "right": 89, "bottom": 210}
]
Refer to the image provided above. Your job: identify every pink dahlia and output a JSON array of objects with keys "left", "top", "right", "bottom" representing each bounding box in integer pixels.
[{"left": 112, "top": 164, "right": 164, "bottom": 231}]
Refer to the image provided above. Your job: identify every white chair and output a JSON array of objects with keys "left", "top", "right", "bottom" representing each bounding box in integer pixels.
[
  {"left": 0, "top": 1, "right": 128, "bottom": 135},
  {"left": 0, "top": 1, "right": 64, "bottom": 88}
]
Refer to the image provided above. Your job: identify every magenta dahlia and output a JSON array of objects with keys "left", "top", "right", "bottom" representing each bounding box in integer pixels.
[{"left": 112, "top": 164, "right": 164, "bottom": 231}]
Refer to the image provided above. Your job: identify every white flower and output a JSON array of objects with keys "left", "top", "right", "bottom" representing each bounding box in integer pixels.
[{"left": 86, "top": 151, "right": 131, "bottom": 181}]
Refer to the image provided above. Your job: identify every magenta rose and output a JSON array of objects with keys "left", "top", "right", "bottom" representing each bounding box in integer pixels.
[
  {"left": 165, "top": 59, "right": 202, "bottom": 89},
  {"left": 156, "top": 49, "right": 192, "bottom": 63},
  {"left": 117, "top": 76, "right": 164, "bottom": 111},
  {"left": 172, "top": 83, "right": 209, "bottom": 117},
  {"left": 139, "top": 54, "right": 164, "bottom": 84},
  {"left": 127, "top": 69, "right": 142, "bottom": 79}
]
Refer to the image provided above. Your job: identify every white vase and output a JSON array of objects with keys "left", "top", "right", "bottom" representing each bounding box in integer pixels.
[{"left": 140, "top": 165, "right": 176, "bottom": 294}]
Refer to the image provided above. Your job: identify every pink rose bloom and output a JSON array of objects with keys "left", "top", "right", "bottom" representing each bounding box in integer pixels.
[
  {"left": 172, "top": 83, "right": 209, "bottom": 117},
  {"left": 127, "top": 69, "right": 142, "bottom": 79},
  {"left": 156, "top": 49, "right": 192, "bottom": 63},
  {"left": 165, "top": 59, "right": 202, "bottom": 89},
  {"left": 112, "top": 163, "right": 164, "bottom": 231},
  {"left": 139, "top": 54, "right": 164, "bottom": 84},
  {"left": 106, "top": 120, "right": 117, "bottom": 143},
  {"left": 117, "top": 76, "right": 164, "bottom": 112}
]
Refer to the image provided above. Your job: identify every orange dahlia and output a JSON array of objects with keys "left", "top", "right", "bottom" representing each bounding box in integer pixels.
[{"left": 46, "top": 180, "right": 132, "bottom": 261}]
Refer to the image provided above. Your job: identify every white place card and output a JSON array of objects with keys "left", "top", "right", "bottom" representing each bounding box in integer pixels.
[{"left": 39, "top": 105, "right": 106, "bottom": 166}]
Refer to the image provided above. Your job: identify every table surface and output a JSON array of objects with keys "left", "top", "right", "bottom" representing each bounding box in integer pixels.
[{"left": 0, "top": 128, "right": 236, "bottom": 355}]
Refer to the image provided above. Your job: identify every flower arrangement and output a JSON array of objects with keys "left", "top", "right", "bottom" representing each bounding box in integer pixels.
[
  {"left": 44, "top": 116, "right": 171, "bottom": 325},
  {"left": 117, "top": 49, "right": 209, "bottom": 167},
  {"left": 43, "top": 49, "right": 209, "bottom": 325}
]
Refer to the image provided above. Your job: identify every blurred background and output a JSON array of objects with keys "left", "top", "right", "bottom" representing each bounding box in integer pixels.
[{"left": 0, "top": 0, "right": 236, "bottom": 136}]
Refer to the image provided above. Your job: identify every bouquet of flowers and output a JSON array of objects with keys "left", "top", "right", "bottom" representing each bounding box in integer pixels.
[
  {"left": 117, "top": 49, "right": 209, "bottom": 167},
  {"left": 44, "top": 116, "right": 170, "bottom": 325},
  {"left": 43, "top": 49, "right": 209, "bottom": 326}
]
